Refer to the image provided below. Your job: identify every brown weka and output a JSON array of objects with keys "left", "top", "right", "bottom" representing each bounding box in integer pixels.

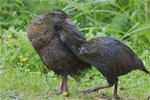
[
  {"left": 56, "top": 16, "right": 150, "bottom": 99},
  {"left": 27, "top": 9, "right": 91, "bottom": 96}
]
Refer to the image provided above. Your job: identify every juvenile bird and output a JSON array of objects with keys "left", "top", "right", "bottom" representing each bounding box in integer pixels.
[{"left": 27, "top": 9, "right": 91, "bottom": 96}]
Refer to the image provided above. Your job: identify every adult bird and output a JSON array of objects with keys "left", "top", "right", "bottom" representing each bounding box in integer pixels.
[
  {"left": 27, "top": 9, "right": 91, "bottom": 96},
  {"left": 57, "top": 19, "right": 150, "bottom": 99}
]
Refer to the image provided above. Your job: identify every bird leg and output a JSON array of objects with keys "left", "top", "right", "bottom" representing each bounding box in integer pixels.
[
  {"left": 113, "top": 79, "right": 120, "bottom": 99},
  {"left": 60, "top": 75, "right": 68, "bottom": 92},
  {"left": 60, "top": 75, "right": 69, "bottom": 96},
  {"left": 78, "top": 84, "right": 113, "bottom": 93}
]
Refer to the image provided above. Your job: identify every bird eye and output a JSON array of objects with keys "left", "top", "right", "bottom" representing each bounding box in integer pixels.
[
  {"left": 59, "top": 14, "right": 65, "bottom": 18},
  {"left": 51, "top": 13, "right": 54, "bottom": 17}
]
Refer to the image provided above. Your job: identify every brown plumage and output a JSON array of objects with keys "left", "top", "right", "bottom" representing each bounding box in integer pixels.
[
  {"left": 57, "top": 20, "right": 150, "bottom": 99},
  {"left": 27, "top": 9, "right": 91, "bottom": 95}
]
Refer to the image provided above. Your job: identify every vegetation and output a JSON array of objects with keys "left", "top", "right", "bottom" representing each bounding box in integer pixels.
[{"left": 0, "top": 0, "right": 150, "bottom": 99}]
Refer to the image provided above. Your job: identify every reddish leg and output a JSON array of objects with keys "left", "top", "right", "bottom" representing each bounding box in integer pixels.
[{"left": 60, "top": 75, "right": 69, "bottom": 96}]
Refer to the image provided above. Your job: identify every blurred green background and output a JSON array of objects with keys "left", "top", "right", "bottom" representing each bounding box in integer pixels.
[{"left": 0, "top": 0, "right": 150, "bottom": 100}]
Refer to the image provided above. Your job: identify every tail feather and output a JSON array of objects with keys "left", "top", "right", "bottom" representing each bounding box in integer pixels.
[
  {"left": 139, "top": 64, "right": 150, "bottom": 74},
  {"left": 142, "top": 68, "right": 150, "bottom": 74},
  {"left": 137, "top": 59, "right": 150, "bottom": 75}
]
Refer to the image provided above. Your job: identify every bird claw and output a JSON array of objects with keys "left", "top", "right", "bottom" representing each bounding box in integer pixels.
[
  {"left": 113, "top": 94, "right": 121, "bottom": 100},
  {"left": 78, "top": 87, "right": 99, "bottom": 93}
]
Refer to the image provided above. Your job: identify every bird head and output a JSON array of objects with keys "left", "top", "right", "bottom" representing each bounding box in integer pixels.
[{"left": 48, "top": 9, "right": 75, "bottom": 27}]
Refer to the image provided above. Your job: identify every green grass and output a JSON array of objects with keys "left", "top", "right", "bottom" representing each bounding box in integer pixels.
[
  {"left": 0, "top": 67, "right": 150, "bottom": 100},
  {"left": 0, "top": 0, "right": 150, "bottom": 100}
]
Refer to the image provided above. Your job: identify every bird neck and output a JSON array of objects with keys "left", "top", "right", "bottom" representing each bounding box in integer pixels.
[{"left": 58, "top": 29, "right": 85, "bottom": 54}]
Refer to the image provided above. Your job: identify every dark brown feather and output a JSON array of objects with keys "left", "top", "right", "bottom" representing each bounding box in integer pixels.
[{"left": 27, "top": 10, "right": 91, "bottom": 77}]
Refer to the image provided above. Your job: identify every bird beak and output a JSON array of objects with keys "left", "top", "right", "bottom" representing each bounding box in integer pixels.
[{"left": 65, "top": 18, "right": 75, "bottom": 26}]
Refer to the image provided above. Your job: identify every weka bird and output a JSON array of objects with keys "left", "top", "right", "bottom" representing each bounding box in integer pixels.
[
  {"left": 56, "top": 20, "right": 150, "bottom": 99},
  {"left": 27, "top": 9, "right": 91, "bottom": 96}
]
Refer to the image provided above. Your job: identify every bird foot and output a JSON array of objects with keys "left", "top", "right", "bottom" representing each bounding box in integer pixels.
[
  {"left": 78, "top": 87, "right": 100, "bottom": 93},
  {"left": 113, "top": 94, "right": 120, "bottom": 100}
]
